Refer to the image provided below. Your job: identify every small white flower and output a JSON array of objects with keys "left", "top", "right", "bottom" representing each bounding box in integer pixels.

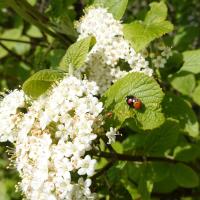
[
  {"left": 77, "top": 155, "right": 97, "bottom": 176},
  {"left": 106, "top": 127, "right": 118, "bottom": 144}
]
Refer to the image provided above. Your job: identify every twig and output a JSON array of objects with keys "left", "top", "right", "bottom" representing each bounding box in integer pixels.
[
  {"left": 0, "top": 38, "right": 48, "bottom": 47},
  {"left": 0, "top": 42, "right": 32, "bottom": 66},
  {"left": 94, "top": 151, "right": 187, "bottom": 164},
  {"left": 6, "top": 0, "right": 74, "bottom": 45}
]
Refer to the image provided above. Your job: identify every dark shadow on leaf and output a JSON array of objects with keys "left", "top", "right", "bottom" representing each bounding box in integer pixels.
[{"left": 161, "top": 93, "right": 199, "bottom": 137}]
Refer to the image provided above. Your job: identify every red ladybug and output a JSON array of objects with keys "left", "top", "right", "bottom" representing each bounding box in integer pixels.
[{"left": 126, "top": 95, "right": 142, "bottom": 110}]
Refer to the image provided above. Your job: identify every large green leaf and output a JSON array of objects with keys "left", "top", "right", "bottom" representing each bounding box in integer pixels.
[
  {"left": 93, "top": 0, "right": 128, "bottom": 20},
  {"left": 123, "top": 2, "right": 173, "bottom": 52},
  {"left": 169, "top": 71, "right": 196, "bottom": 96},
  {"left": 174, "top": 144, "right": 200, "bottom": 162},
  {"left": 171, "top": 163, "right": 199, "bottom": 188},
  {"left": 162, "top": 94, "right": 199, "bottom": 137},
  {"left": 144, "top": 120, "right": 180, "bottom": 156},
  {"left": 22, "top": 69, "right": 65, "bottom": 98},
  {"left": 180, "top": 50, "right": 200, "bottom": 74},
  {"left": 59, "top": 36, "right": 95, "bottom": 70},
  {"left": 102, "top": 72, "right": 164, "bottom": 130}
]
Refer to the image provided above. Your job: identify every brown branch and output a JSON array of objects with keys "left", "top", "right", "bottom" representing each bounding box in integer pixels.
[
  {"left": 94, "top": 151, "right": 187, "bottom": 164},
  {"left": 0, "top": 38, "right": 48, "bottom": 47},
  {"left": 0, "top": 42, "right": 32, "bottom": 66}
]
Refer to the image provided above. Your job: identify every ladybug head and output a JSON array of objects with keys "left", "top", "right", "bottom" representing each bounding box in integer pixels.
[{"left": 126, "top": 95, "right": 134, "bottom": 106}]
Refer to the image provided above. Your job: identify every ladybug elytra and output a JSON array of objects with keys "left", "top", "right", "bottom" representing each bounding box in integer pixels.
[{"left": 126, "top": 95, "right": 142, "bottom": 110}]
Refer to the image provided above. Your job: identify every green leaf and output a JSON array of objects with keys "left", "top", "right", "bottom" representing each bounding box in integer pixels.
[
  {"left": 22, "top": 69, "right": 65, "bottom": 98},
  {"left": 173, "top": 26, "right": 200, "bottom": 51},
  {"left": 59, "top": 36, "right": 95, "bottom": 70},
  {"left": 27, "top": 25, "right": 43, "bottom": 38},
  {"left": 145, "top": 162, "right": 170, "bottom": 183},
  {"left": 123, "top": 134, "right": 146, "bottom": 152},
  {"left": 93, "top": 0, "right": 128, "bottom": 20},
  {"left": 102, "top": 72, "right": 164, "bottom": 130},
  {"left": 162, "top": 94, "right": 199, "bottom": 137},
  {"left": 153, "top": 175, "right": 178, "bottom": 193},
  {"left": 123, "top": 21, "right": 173, "bottom": 52},
  {"left": 123, "top": 2, "right": 173, "bottom": 52},
  {"left": 144, "top": 120, "right": 180, "bottom": 156},
  {"left": 111, "top": 141, "right": 123, "bottom": 153},
  {"left": 180, "top": 50, "right": 200, "bottom": 74},
  {"left": 174, "top": 145, "right": 200, "bottom": 162},
  {"left": 169, "top": 71, "right": 196, "bottom": 96},
  {"left": 171, "top": 163, "right": 199, "bottom": 188},
  {"left": 144, "top": 2, "right": 167, "bottom": 24},
  {"left": 192, "top": 83, "right": 200, "bottom": 105}
]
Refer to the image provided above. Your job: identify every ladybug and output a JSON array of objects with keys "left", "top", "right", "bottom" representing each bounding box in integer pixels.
[{"left": 126, "top": 95, "right": 142, "bottom": 110}]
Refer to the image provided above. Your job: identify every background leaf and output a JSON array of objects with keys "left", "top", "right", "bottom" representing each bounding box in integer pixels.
[
  {"left": 144, "top": 120, "right": 180, "bottom": 156},
  {"left": 180, "top": 50, "right": 200, "bottom": 74},
  {"left": 171, "top": 163, "right": 199, "bottom": 188},
  {"left": 162, "top": 94, "right": 199, "bottom": 137},
  {"left": 169, "top": 71, "right": 196, "bottom": 96},
  {"left": 93, "top": 0, "right": 128, "bottom": 20}
]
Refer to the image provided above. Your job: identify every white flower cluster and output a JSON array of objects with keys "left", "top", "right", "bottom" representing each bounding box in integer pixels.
[
  {"left": 75, "top": 7, "right": 153, "bottom": 93},
  {"left": 1, "top": 76, "right": 105, "bottom": 200},
  {"left": 0, "top": 89, "right": 26, "bottom": 142}
]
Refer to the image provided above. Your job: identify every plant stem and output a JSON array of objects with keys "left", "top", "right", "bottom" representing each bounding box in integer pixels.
[
  {"left": 0, "top": 42, "right": 32, "bottom": 66},
  {"left": 94, "top": 151, "right": 187, "bottom": 164},
  {"left": 0, "top": 38, "right": 48, "bottom": 47}
]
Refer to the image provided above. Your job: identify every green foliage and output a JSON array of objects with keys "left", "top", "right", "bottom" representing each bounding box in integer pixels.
[
  {"left": 171, "top": 163, "right": 199, "bottom": 188},
  {"left": 169, "top": 71, "right": 196, "bottom": 96},
  {"left": 93, "top": 0, "right": 128, "bottom": 19},
  {"left": 162, "top": 94, "right": 199, "bottom": 137},
  {"left": 59, "top": 36, "right": 95, "bottom": 70},
  {"left": 144, "top": 120, "right": 180, "bottom": 156},
  {"left": 22, "top": 69, "right": 66, "bottom": 98},
  {"left": 181, "top": 50, "right": 200, "bottom": 74},
  {"left": 1, "top": 0, "right": 200, "bottom": 199},
  {"left": 123, "top": 2, "right": 173, "bottom": 51},
  {"left": 102, "top": 72, "right": 164, "bottom": 130}
]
